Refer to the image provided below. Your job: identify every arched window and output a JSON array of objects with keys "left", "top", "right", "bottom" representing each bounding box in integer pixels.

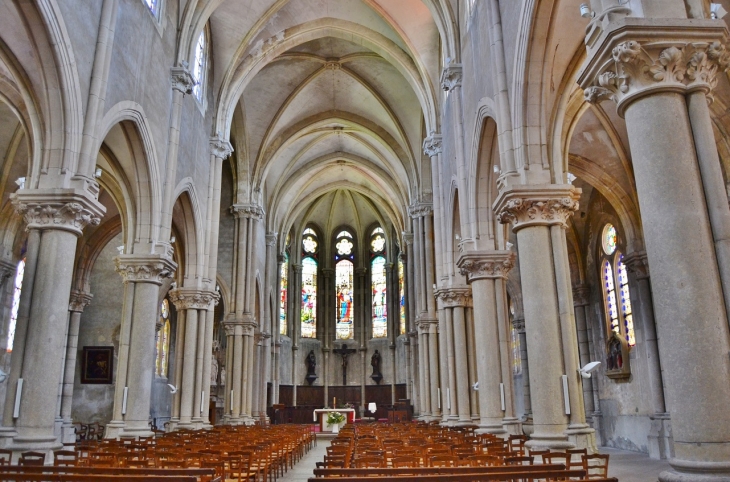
[
  {"left": 335, "top": 229, "right": 355, "bottom": 340},
  {"left": 280, "top": 253, "right": 288, "bottom": 336},
  {"left": 371, "top": 257, "right": 387, "bottom": 338},
  {"left": 155, "top": 299, "right": 171, "bottom": 377},
  {"left": 600, "top": 224, "right": 636, "bottom": 348},
  {"left": 301, "top": 228, "right": 318, "bottom": 339},
  {"left": 192, "top": 29, "right": 208, "bottom": 102},
  {"left": 142, "top": 0, "right": 161, "bottom": 19},
  {"left": 7, "top": 259, "right": 25, "bottom": 353},
  {"left": 398, "top": 258, "right": 405, "bottom": 335}
]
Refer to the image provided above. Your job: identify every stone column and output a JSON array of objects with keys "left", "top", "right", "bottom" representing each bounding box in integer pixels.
[
  {"left": 464, "top": 307, "right": 479, "bottom": 423},
  {"left": 437, "top": 300, "right": 456, "bottom": 424},
  {"left": 221, "top": 321, "right": 235, "bottom": 423},
  {"left": 624, "top": 251, "right": 673, "bottom": 460},
  {"left": 580, "top": 24, "right": 730, "bottom": 479},
  {"left": 60, "top": 291, "right": 93, "bottom": 442},
  {"left": 428, "top": 320, "right": 441, "bottom": 421},
  {"left": 495, "top": 185, "right": 594, "bottom": 450},
  {"left": 168, "top": 289, "right": 217, "bottom": 429},
  {"left": 386, "top": 262, "right": 397, "bottom": 405},
  {"left": 513, "top": 316, "right": 531, "bottom": 417},
  {"left": 107, "top": 254, "right": 176, "bottom": 439},
  {"left": 291, "top": 264, "right": 301, "bottom": 407},
  {"left": 1, "top": 191, "right": 103, "bottom": 453},
  {"left": 416, "top": 324, "right": 430, "bottom": 419},
  {"left": 571, "top": 286, "right": 595, "bottom": 418},
  {"left": 458, "top": 251, "right": 518, "bottom": 435}
]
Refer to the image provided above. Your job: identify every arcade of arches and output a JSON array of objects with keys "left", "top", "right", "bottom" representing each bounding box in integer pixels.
[{"left": 1, "top": 1, "right": 730, "bottom": 480}]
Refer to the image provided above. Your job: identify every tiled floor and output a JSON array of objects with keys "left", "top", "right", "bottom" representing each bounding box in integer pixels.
[{"left": 277, "top": 440, "right": 673, "bottom": 482}]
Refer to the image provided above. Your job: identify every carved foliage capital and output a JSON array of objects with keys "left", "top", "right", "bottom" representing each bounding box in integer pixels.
[
  {"left": 435, "top": 287, "right": 472, "bottom": 308},
  {"left": 69, "top": 290, "right": 93, "bottom": 312},
  {"left": 423, "top": 132, "right": 443, "bottom": 157},
  {"left": 171, "top": 66, "right": 194, "bottom": 94},
  {"left": 169, "top": 288, "right": 219, "bottom": 311},
  {"left": 230, "top": 203, "right": 264, "bottom": 220},
  {"left": 440, "top": 64, "right": 463, "bottom": 91},
  {"left": 12, "top": 190, "right": 104, "bottom": 236},
  {"left": 582, "top": 35, "right": 730, "bottom": 113},
  {"left": 265, "top": 233, "right": 277, "bottom": 246},
  {"left": 623, "top": 251, "right": 650, "bottom": 279},
  {"left": 494, "top": 186, "right": 580, "bottom": 231},
  {"left": 457, "top": 250, "right": 515, "bottom": 281},
  {"left": 210, "top": 135, "right": 233, "bottom": 159},
  {"left": 114, "top": 255, "right": 176, "bottom": 285},
  {"left": 408, "top": 202, "right": 433, "bottom": 218}
]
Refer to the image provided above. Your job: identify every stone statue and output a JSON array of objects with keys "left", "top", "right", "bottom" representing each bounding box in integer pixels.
[
  {"left": 211, "top": 356, "right": 219, "bottom": 386},
  {"left": 220, "top": 366, "right": 226, "bottom": 386},
  {"left": 370, "top": 349, "right": 383, "bottom": 384},
  {"left": 305, "top": 350, "right": 318, "bottom": 385}
]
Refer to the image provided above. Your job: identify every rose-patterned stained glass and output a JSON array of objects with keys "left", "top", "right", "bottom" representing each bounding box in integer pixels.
[
  {"left": 280, "top": 254, "right": 288, "bottom": 335},
  {"left": 301, "top": 257, "right": 317, "bottom": 338},
  {"left": 336, "top": 238, "right": 353, "bottom": 256},
  {"left": 604, "top": 260, "right": 619, "bottom": 334},
  {"left": 398, "top": 259, "right": 406, "bottom": 335},
  {"left": 603, "top": 224, "right": 617, "bottom": 255},
  {"left": 371, "top": 235, "right": 385, "bottom": 253},
  {"left": 7, "top": 259, "right": 25, "bottom": 353},
  {"left": 303, "top": 235, "right": 318, "bottom": 254},
  {"left": 336, "top": 260, "right": 354, "bottom": 340},
  {"left": 371, "top": 256, "right": 387, "bottom": 338},
  {"left": 617, "top": 256, "right": 636, "bottom": 347}
]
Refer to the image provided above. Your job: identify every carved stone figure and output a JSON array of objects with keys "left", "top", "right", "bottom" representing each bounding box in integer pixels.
[
  {"left": 211, "top": 356, "right": 219, "bottom": 386},
  {"left": 305, "top": 350, "right": 317, "bottom": 385},
  {"left": 370, "top": 349, "right": 383, "bottom": 384}
]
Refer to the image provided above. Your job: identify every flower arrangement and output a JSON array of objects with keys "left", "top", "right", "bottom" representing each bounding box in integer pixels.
[{"left": 326, "top": 411, "right": 346, "bottom": 425}]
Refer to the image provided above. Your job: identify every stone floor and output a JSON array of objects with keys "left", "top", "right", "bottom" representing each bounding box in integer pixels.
[{"left": 277, "top": 439, "right": 673, "bottom": 482}]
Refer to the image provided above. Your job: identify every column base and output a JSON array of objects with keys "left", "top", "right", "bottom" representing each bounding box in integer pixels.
[
  {"left": 455, "top": 420, "right": 477, "bottom": 428},
  {"left": 660, "top": 460, "right": 730, "bottom": 482},
  {"left": 104, "top": 420, "right": 153, "bottom": 440},
  {"left": 649, "top": 413, "right": 674, "bottom": 460},
  {"left": 565, "top": 425, "right": 596, "bottom": 453},
  {"left": 525, "top": 431, "right": 574, "bottom": 451},
  {"left": 3, "top": 434, "right": 62, "bottom": 463},
  {"left": 502, "top": 418, "right": 523, "bottom": 436},
  {"left": 60, "top": 420, "right": 76, "bottom": 445}
]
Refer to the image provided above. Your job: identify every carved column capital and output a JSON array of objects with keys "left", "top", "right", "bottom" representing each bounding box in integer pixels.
[
  {"left": 408, "top": 202, "right": 433, "bottom": 219},
  {"left": 292, "top": 264, "right": 302, "bottom": 274},
  {"left": 0, "top": 259, "right": 16, "bottom": 287},
  {"left": 423, "top": 132, "right": 443, "bottom": 157},
  {"left": 169, "top": 288, "right": 219, "bottom": 310},
  {"left": 114, "top": 254, "right": 177, "bottom": 285},
  {"left": 623, "top": 251, "right": 650, "bottom": 280},
  {"left": 68, "top": 290, "right": 93, "bottom": 312},
  {"left": 230, "top": 203, "right": 264, "bottom": 220},
  {"left": 210, "top": 134, "right": 233, "bottom": 159},
  {"left": 402, "top": 232, "right": 414, "bottom": 246},
  {"left": 456, "top": 250, "right": 515, "bottom": 281},
  {"left": 355, "top": 267, "right": 368, "bottom": 277},
  {"left": 440, "top": 63, "right": 463, "bottom": 91},
  {"left": 265, "top": 232, "right": 277, "bottom": 246},
  {"left": 493, "top": 184, "right": 581, "bottom": 231},
  {"left": 12, "top": 189, "right": 105, "bottom": 236},
  {"left": 512, "top": 317, "right": 526, "bottom": 333},
  {"left": 222, "top": 322, "right": 236, "bottom": 337},
  {"left": 277, "top": 254, "right": 287, "bottom": 265},
  {"left": 579, "top": 21, "right": 730, "bottom": 115},
  {"left": 321, "top": 268, "right": 334, "bottom": 278},
  {"left": 435, "top": 286, "right": 472, "bottom": 308},
  {"left": 572, "top": 285, "right": 591, "bottom": 307},
  {"left": 171, "top": 65, "right": 194, "bottom": 94}
]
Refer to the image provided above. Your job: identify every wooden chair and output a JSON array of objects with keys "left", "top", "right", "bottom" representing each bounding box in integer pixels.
[
  {"left": 429, "top": 455, "right": 457, "bottom": 467},
  {"left": 391, "top": 456, "right": 421, "bottom": 468},
  {"left": 505, "top": 455, "right": 534, "bottom": 466},
  {"left": 353, "top": 456, "right": 385, "bottom": 468},
  {"left": 19, "top": 452, "right": 45, "bottom": 466},
  {"left": 529, "top": 449, "right": 550, "bottom": 464},
  {"left": 53, "top": 450, "right": 78, "bottom": 466},
  {"left": 0, "top": 450, "right": 11, "bottom": 466},
  {"left": 567, "top": 448, "right": 588, "bottom": 470},
  {"left": 583, "top": 453, "right": 610, "bottom": 478},
  {"left": 544, "top": 452, "right": 570, "bottom": 467},
  {"left": 467, "top": 454, "right": 500, "bottom": 467}
]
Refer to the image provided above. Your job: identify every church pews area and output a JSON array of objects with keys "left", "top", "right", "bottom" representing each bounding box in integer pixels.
[
  {"left": 0, "top": 424, "right": 314, "bottom": 482},
  {"left": 309, "top": 422, "right": 616, "bottom": 481}
]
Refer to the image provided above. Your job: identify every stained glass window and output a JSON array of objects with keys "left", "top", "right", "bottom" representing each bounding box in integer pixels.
[
  {"left": 603, "top": 260, "right": 619, "bottom": 334},
  {"left": 7, "top": 259, "right": 25, "bottom": 353},
  {"left": 371, "top": 235, "right": 385, "bottom": 253},
  {"left": 398, "top": 259, "right": 405, "bottom": 335},
  {"left": 280, "top": 254, "right": 288, "bottom": 336},
  {"left": 302, "top": 230, "right": 318, "bottom": 254},
  {"left": 155, "top": 299, "right": 170, "bottom": 377},
  {"left": 301, "top": 257, "right": 317, "bottom": 338},
  {"left": 617, "top": 255, "right": 635, "bottom": 347},
  {"left": 336, "top": 238, "right": 353, "bottom": 256},
  {"left": 371, "top": 257, "right": 387, "bottom": 338},
  {"left": 336, "top": 231, "right": 352, "bottom": 238},
  {"left": 143, "top": 0, "right": 159, "bottom": 18},
  {"left": 192, "top": 30, "right": 207, "bottom": 101},
  {"left": 603, "top": 224, "right": 617, "bottom": 255},
  {"left": 336, "top": 260, "right": 354, "bottom": 340}
]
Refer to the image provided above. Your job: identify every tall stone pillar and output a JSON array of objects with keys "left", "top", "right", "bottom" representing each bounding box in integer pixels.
[
  {"left": 513, "top": 316, "right": 531, "bottom": 418},
  {"left": 291, "top": 264, "right": 301, "bottom": 407},
  {"left": 571, "top": 286, "right": 595, "bottom": 418},
  {"left": 624, "top": 251, "right": 673, "bottom": 460},
  {"left": 0, "top": 192, "right": 103, "bottom": 453},
  {"left": 495, "top": 185, "right": 594, "bottom": 450},
  {"left": 60, "top": 291, "right": 93, "bottom": 442},
  {"left": 221, "top": 321, "right": 235, "bottom": 423},
  {"left": 107, "top": 253, "right": 176, "bottom": 438},
  {"left": 580, "top": 23, "right": 730, "bottom": 479},
  {"left": 458, "top": 251, "right": 519, "bottom": 435}
]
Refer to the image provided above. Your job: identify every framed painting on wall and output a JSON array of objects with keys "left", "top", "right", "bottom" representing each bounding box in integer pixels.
[{"left": 81, "top": 346, "right": 113, "bottom": 384}]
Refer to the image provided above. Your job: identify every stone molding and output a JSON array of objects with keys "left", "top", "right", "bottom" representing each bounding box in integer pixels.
[
  {"left": 210, "top": 135, "right": 233, "bottom": 159},
  {"left": 321, "top": 268, "right": 334, "bottom": 277},
  {"left": 68, "top": 290, "right": 93, "bottom": 313},
  {"left": 435, "top": 286, "right": 472, "bottom": 308},
  {"left": 456, "top": 250, "right": 515, "bottom": 281},
  {"left": 572, "top": 285, "right": 591, "bottom": 307},
  {"left": 171, "top": 65, "right": 194, "bottom": 94},
  {"left": 408, "top": 202, "right": 433, "bottom": 218},
  {"left": 114, "top": 254, "right": 177, "bottom": 285},
  {"left": 403, "top": 232, "right": 413, "bottom": 246},
  {"left": 230, "top": 203, "right": 264, "bottom": 220},
  {"left": 423, "top": 132, "right": 443, "bottom": 157},
  {"left": 222, "top": 323, "right": 235, "bottom": 337},
  {"left": 494, "top": 185, "right": 580, "bottom": 231},
  {"left": 12, "top": 189, "right": 105, "bottom": 236},
  {"left": 623, "top": 251, "right": 650, "bottom": 280},
  {"left": 292, "top": 264, "right": 302, "bottom": 274},
  {"left": 512, "top": 317, "right": 525, "bottom": 333},
  {"left": 578, "top": 20, "right": 730, "bottom": 116},
  {"left": 169, "top": 288, "right": 219, "bottom": 311},
  {"left": 440, "top": 64, "right": 463, "bottom": 91},
  {"left": 0, "top": 259, "right": 16, "bottom": 287}
]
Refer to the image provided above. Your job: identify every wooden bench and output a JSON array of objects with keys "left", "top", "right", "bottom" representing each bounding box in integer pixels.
[
  {"left": 0, "top": 476, "right": 197, "bottom": 481},
  {"left": 312, "top": 464, "right": 573, "bottom": 476},
  {"left": 307, "top": 472, "right": 602, "bottom": 482},
  {"left": 0, "top": 466, "right": 219, "bottom": 482}
]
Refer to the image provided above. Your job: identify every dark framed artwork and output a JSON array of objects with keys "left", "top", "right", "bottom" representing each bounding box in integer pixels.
[{"left": 81, "top": 346, "right": 114, "bottom": 384}]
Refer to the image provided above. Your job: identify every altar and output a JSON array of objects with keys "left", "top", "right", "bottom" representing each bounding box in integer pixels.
[{"left": 313, "top": 408, "right": 356, "bottom": 432}]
